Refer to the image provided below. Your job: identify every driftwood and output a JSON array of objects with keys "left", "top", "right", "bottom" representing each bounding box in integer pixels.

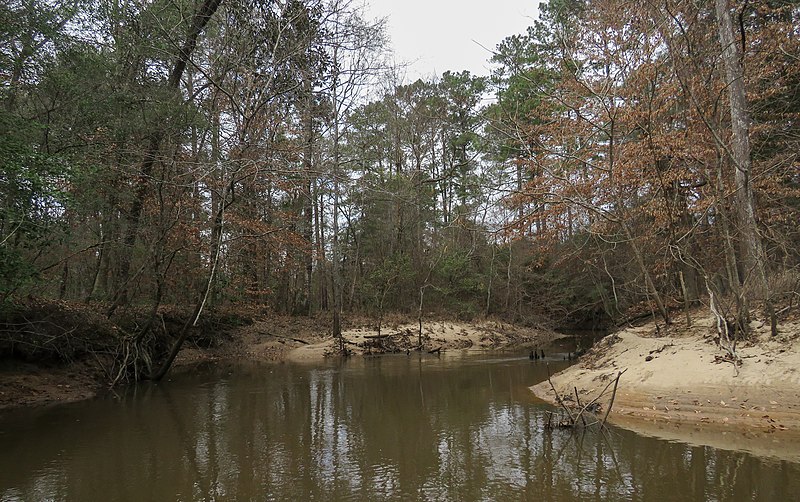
[
  {"left": 601, "top": 370, "right": 624, "bottom": 428},
  {"left": 545, "top": 363, "right": 627, "bottom": 430},
  {"left": 262, "top": 332, "right": 310, "bottom": 345},
  {"left": 362, "top": 330, "right": 416, "bottom": 354},
  {"left": 546, "top": 364, "right": 577, "bottom": 425}
]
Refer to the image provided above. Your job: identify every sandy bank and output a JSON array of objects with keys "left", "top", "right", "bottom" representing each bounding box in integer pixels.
[
  {"left": 531, "top": 311, "right": 800, "bottom": 461},
  {"left": 287, "top": 320, "right": 558, "bottom": 362}
]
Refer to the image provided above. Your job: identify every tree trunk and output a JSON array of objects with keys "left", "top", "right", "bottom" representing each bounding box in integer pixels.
[
  {"left": 716, "top": 0, "right": 775, "bottom": 334},
  {"left": 623, "top": 223, "right": 670, "bottom": 325},
  {"left": 715, "top": 0, "right": 768, "bottom": 294},
  {"left": 331, "top": 65, "right": 344, "bottom": 352},
  {"left": 108, "top": 0, "right": 224, "bottom": 317},
  {"left": 301, "top": 73, "right": 315, "bottom": 316},
  {"left": 85, "top": 221, "right": 105, "bottom": 303},
  {"left": 485, "top": 243, "right": 495, "bottom": 317},
  {"left": 151, "top": 177, "right": 229, "bottom": 381}
]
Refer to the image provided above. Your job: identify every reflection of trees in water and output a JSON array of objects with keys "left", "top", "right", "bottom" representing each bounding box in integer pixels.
[{"left": 1, "top": 359, "right": 799, "bottom": 500}]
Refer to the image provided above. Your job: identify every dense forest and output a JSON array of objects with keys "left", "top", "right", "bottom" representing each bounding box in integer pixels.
[{"left": 1, "top": 0, "right": 798, "bottom": 377}]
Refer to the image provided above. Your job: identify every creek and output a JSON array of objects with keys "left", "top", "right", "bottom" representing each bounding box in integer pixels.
[{"left": 0, "top": 350, "right": 797, "bottom": 501}]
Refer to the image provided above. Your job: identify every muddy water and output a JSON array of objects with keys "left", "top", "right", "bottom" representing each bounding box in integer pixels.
[{"left": 0, "top": 353, "right": 798, "bottom": 501}]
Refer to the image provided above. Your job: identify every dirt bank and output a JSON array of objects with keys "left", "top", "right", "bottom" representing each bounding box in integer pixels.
[
  {"left": 531, "top": 310, "right": 800, "bottom": 461},
  {"left": 1, "top": 312, "right": 556, "bottom": 410},
  {"left": 0, "top": 313, "right": 329, "bottom": 410},
  {"left": 0, "top": 359, "right": 104, "bottom": 409}
]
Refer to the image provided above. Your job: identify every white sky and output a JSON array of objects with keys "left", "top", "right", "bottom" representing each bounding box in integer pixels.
[{"left": 365, "top": 1, "right": 540, "bottom": 80}]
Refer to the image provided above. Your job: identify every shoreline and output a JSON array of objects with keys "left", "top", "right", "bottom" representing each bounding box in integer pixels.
[
  {"left": 0, "top": 317, "right": 557, "bottom": 411},
  {"left": 286, "top": 320, "right": 560, "bottom": 362},
  {"left": 5, "top": 308, "right": 800, "bottom": 461},
  {"left": 530, "top": 311, "right": 800, "bottom": 461}
]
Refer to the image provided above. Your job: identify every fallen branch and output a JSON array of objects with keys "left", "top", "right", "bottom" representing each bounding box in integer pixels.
[
  {"left": 649, "top": 344, "right": 674, "bottom": 355},
  {"left": 546, "top": 363, "right": 577, "bottom": 424},
  {"left": 262, "top": 332, "right": 310, "bottom": 345},
  {"left": 602, "top": 369, "right": 626, "bottom": 428},
  {"left": 573, "top": 369, "right": 627, "bottom": 428},
  {"left": 544, "top": 365, "right": 627, "bottom": 430},
  {"left": 574, "top": 387, "right": 587, "bottom": 426}
]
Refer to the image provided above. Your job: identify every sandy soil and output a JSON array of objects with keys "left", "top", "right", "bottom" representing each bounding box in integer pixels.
[
  {"left": 173, "top": 316, "right": 330, "bottom": 366},
  {"left": 531, "top": 310, "right": 800, "bottom": 461},
  {"left": 287, "top": 319, "right": 559, "bottom": 362}
]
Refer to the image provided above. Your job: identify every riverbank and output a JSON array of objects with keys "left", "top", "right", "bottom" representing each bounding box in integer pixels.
[
  {"left": 0, "top": 310, "right": 557, "bottom": 410},
  {"left": 531, "top": 309, "right": 800, "bottom": 460},
  {"left": 287, "top": 319, "right": 559, "bottom": 362}
]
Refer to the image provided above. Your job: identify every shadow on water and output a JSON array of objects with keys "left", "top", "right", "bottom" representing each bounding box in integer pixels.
[{"left": 0, "top": 352, "right": 798, "bottom": 501}]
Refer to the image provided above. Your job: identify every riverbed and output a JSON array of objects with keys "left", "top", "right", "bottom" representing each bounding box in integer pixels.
[{"left": 1, "top": 351, "right": 798, "bottom": 501}]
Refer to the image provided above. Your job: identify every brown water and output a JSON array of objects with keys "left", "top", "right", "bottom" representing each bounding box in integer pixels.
[{"left": 0, "top": 352, "right": 798, "bottom": 501}]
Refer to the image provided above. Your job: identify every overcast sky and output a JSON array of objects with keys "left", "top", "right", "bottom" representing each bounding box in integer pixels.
[{"left": 364, "top": 1, "right": 540, "bottom": 80}]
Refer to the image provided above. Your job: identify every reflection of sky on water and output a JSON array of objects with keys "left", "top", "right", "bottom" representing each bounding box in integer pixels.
[{"left": 0, "top": 355, "right": 798, "bottom": 501}]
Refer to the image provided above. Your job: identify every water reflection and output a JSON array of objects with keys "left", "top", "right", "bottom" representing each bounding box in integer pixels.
[{"left": 0, "top": 354, "right": 797, "bottom": 501}]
